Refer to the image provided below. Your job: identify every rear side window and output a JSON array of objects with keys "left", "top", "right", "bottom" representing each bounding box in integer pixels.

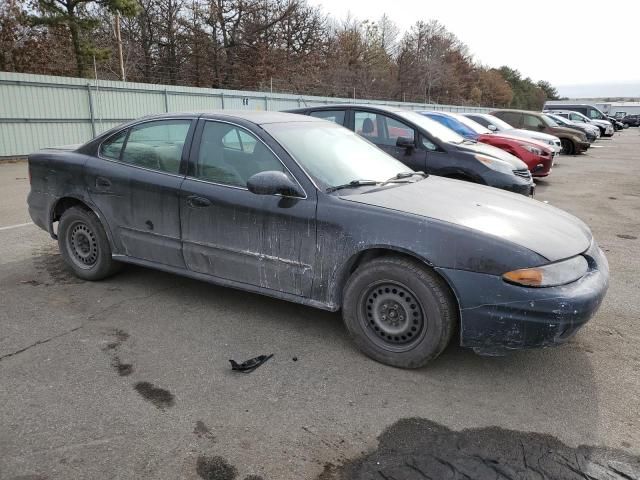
[
  {"left": 309, "top": 110, "right": 346, "bottom": 125},
  {"left": 496, "top": 111, "right": 520, "bottom": 127},
  {"left": 120, "top": 120, "right": 191, "bottom": 174},
  {"left": 468, "top": 115, "right": 489, "bottom": 128},
  {"left": 100, "top": 130, "right": 127, "bottom": 160}
]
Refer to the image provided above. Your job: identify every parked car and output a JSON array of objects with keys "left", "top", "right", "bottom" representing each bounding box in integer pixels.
[
  {"left": 27, "top": 111, "right": 610, "bottom": 367},
  {"left": 287, "top": 105, "right": 534, "bottom": 196},
  {"left": 607, "top": 116, "right": 625, "bottom": 131},
  {"left": 462, "top": 113, "right": 562, "bottom": 154},
  {"left": 545, "top": 109, "right": 614, "bottom": 137},
  {"left": 621, "top": 114, "right": 640, "bottom": 127},
  {"left": 545, "top": 113, "right": 599, "bottom": 142},
  {"left": 420, "top": 111, "right": 554, "bottom": 177},
  {"left": 491, "top": 110, "right": 590, "bottom": 155},
  {"left": 543, "top": 103, "right": 610, "bottom": 124}
]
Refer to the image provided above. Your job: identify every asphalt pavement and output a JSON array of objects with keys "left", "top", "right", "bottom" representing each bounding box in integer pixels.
[{"left": 0, "top": 131, "right": 639, "bottom": 480}]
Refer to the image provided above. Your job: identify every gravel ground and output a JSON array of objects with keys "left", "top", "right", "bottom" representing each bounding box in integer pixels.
[{"left": 0, "top": 130, "right": 639, "bottom": 480}]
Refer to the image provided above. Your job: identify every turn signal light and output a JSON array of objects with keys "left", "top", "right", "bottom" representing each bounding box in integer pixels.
[{"left": 503, "top": 268, "right": 543, "bottom": 286}]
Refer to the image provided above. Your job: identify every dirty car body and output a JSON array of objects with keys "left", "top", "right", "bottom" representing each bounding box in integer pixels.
[{"left": 27, "top": 112, "right": 609, "bottom": 362}]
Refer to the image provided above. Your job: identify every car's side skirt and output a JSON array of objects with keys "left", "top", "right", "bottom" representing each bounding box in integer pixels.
[{"left": 111, "top": 254, "right": 339, "bottom": 312}]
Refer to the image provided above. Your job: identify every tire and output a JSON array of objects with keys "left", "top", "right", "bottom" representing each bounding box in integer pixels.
[
  {"left": 58, "top": 206, "right": 121, "bottom": 281},
  {"left": 342, "top": 256, "right": 456, "bottom": 368},
  {"left": 560, "top": 138, "right": 575, "bottom": 155}
]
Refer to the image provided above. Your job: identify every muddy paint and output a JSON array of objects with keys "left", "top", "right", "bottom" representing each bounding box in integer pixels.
[
  {"left": 321, "top": 418, "right": 640, "bottom": 479},
  {"left": 133, "top": 381, "right": 175, "bottom": 409}
]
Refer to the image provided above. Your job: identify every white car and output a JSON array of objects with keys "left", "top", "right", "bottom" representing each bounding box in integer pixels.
[
  {"left": 545, "top": 110, "right": 614, "bottom": 137},
  {"left": 463, "top": 113, "right": 562, "bottom": 154}
]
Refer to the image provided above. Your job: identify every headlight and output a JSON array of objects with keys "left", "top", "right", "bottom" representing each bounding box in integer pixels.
[
  {"left": 474, "top": 154, "right": 514, "bottom": 175},
  {"left": 503, "top": 255, "right": 588, "bottom": 287},
  {"left": 520, "top": 144, "right": 543, "bottom": 156}
]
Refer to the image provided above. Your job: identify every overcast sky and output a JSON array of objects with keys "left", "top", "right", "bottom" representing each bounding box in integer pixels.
[{"left": 310, "top": 0, "right": 640, "bottom": 97}]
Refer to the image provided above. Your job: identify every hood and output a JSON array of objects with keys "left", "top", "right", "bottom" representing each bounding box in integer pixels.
[
  {"left": 591, "top": 119, "right": 611, "bottom": 127},
  {"left": 453, "top": 140, "right": 527, "bottom": 169},
  {"left": 491, "top": 132, "right": 552, "bottom": 151},
  {"left": 343, "top": 176, "right": 592, "bottom": 262},
  {"left": 505, "top": 129, "right": 560, "bottom": 145},
  {"left": 550, "top": 125, "right": 585, "bottom": 138}
]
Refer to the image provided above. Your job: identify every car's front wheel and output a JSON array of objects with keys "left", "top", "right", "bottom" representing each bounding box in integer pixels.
[
  {"left": 342, "top": 256, "right": 456, "bottom": 368},
  {"left": 560, "top": 138, "right": 575, "bottom": 155},
  {"left": 58, "top": 206, "right": 121, "bottom": 281}
]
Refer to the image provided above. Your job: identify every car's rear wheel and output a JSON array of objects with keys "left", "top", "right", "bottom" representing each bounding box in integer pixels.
[
  {"left": 58, "top": 206, "right": 121, "bottom": 280},
  {"left": 560, "top": 138, "right": 575, "bottom": 155},
  {"left": 342, "top": 256, "right": 456, "bottom": 368}
]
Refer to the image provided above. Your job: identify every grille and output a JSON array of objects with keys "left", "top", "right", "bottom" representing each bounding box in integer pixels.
[{"left": 513, "top": 168, "right": 532, "bottom": 179}]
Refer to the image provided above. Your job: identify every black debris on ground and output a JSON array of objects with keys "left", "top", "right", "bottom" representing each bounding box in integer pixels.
[
  {"left": 196, "top": 455, "right": 237, "bottom": 480},
  {"left": 229, "top": 354, "right": 273, "bottom": 373},
  {"left": 322, "top": 418, "right": 640, "bottom": 480}
]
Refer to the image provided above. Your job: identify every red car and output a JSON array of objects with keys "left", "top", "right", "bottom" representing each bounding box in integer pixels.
[{"left": 421, "top": 111, "right": 554, "bottom": 177}]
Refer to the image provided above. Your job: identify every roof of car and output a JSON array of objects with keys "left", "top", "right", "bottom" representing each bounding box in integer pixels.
[
  {"left": 288, "top": 104, "right": 408, "bottom": 113},
  {"left": 137, "top": 110, "right": 325, "bottom": 125},
  {"left": 494, "top": 109, "right": 542, "bottom": 115}
]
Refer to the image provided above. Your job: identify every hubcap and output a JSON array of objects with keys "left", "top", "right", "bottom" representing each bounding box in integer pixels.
[
  {"left": 362, "top": 282, "right": 425, "bottom": 349},
  {"left": 67, "top": 222, "right": 98, "bottom": 268}
]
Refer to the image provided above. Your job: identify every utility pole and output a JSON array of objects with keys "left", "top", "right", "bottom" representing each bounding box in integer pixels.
[{"left": 115, "top": 13, "right": 125, "bottom": 82}]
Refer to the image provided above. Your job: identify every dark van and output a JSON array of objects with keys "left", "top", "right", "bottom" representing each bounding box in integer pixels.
[{"left": 543, "top": 103, "right": 610, "bottom": 123}]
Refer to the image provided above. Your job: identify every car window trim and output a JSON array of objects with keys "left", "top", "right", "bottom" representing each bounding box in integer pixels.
[
  {"left": 188, "top": 118, "right": 308, "bottom": 200},
  {"left": 97, "top": 117, "right": 196, "bottom": 175}
]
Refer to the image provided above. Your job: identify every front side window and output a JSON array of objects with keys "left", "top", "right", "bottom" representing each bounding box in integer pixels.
[
  {"left": 119, "top": 120, "right": 191, "bottom": 173},
  {"left": 588, "top": 109, "right": 603, "bottom": 119},
  {"left": 354, "top": 111, "right": 416, "bottom": 146},
  {"left": 524, "top": 114, "right": 544, "bottom": 128},
  {"left": 196, "top": 121, "right": 286, "bottom": 187},
  {"left": 309, "top": 110, "right": 346, "bottom": 126}
]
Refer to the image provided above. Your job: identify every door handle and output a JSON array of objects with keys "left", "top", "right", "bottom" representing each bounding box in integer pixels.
[
  {"left": 187, "top": 195, "right": 211, "bottom": 208},
  {"left": 95, "top": 176, "right": 112, "bottom": 189}
]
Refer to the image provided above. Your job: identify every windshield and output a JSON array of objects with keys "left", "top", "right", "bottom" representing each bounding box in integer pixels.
[
  {"left": 395, "top": 111, "right": 465, "bottom": 144},
  {"left": 541, "top": 115, "right": 558, "bottom": 127},
  {"left": 547, "top": 114, "right": 570, "bottom": 126},
  {"left": 449, "top": 113, "right": 492, "bottom": 134},
  {"left": 263, "top": 122, "right": 411, "bottom": 190},
  {"left": 481, "top": 115, "right": 514, "bottom": 131},
  {"left": 421, "top": 112, "right": 477, "bottom": 138}
]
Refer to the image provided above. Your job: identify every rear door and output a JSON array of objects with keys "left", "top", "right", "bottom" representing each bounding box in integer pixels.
[
  {"left": 86, "top": 118, "right": 194, "bottom": 268},
  {"left": 179, "top": 119, "right": 317, "bottom": 297},
  {"left": 352, "top": 110, "right": 426, "bottom": 171}
]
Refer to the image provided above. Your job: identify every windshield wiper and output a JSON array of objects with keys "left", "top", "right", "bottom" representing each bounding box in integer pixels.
[
  {"left": 326, "top": 179, "right": 379, "bottom": 193},
  {"left": 380, "top": 171, "right": 428, "bottom": 186}
]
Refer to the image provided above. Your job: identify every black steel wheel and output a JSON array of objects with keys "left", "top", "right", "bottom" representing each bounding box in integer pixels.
[
  {"left": 58, "top": 206, "right": 122, "bottom": 280},
  {"left": 360, "top": 281, "right": 426, "bottom": 352},
  {"left": 66, "top": 220, "right": 99, "bottom": 269},
  {"left": 560, "top": 138, "right": 575, "bottom": 155},
  {"left": 343, "top": 256, "right": 456, "bottom": 368}
]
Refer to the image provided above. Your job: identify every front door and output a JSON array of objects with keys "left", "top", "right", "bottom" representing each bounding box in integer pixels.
[
  {"left": 352, "top": 110, "right": 427, "bottom": 172},
  {"left": 86, "top": 118, "right": 194, "bottom": 268},
  {"left": 180, "top": 120, "right": 316, "bottom": 297}
]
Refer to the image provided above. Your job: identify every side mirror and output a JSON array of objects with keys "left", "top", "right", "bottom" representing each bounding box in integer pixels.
[
  {"left": 538, "top": 124, "right": 546, "bottom": 130},
  {"left": 487, "top": 124, "right": 498, "bottom": 131},
  {"left": 396, "top": 136, "right": 415, "bottom": 151},
  {"left": 247, "top": 171, "right": 303, "bottom": 197}
]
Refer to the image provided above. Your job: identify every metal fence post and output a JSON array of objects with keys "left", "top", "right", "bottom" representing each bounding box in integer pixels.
[
  {"left": 220, "top": 92, "right": 225, "bottom": 109},
  {"left": 86, "top": 83, "right": 96, "bottom": 138},
  {"left": 164, "top": 89, "right": 169, "bottom": 112},
  {"left": 265, "top": 95, "right": 269, "bottom": 111}
]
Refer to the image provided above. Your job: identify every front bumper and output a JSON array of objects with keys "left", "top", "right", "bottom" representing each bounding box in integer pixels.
[
  {"left": 437, "top": 242, "right": 609, "bottom": 355},
  {"left": 577, "top": 141, "right": 590, "bottom": 152}
]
